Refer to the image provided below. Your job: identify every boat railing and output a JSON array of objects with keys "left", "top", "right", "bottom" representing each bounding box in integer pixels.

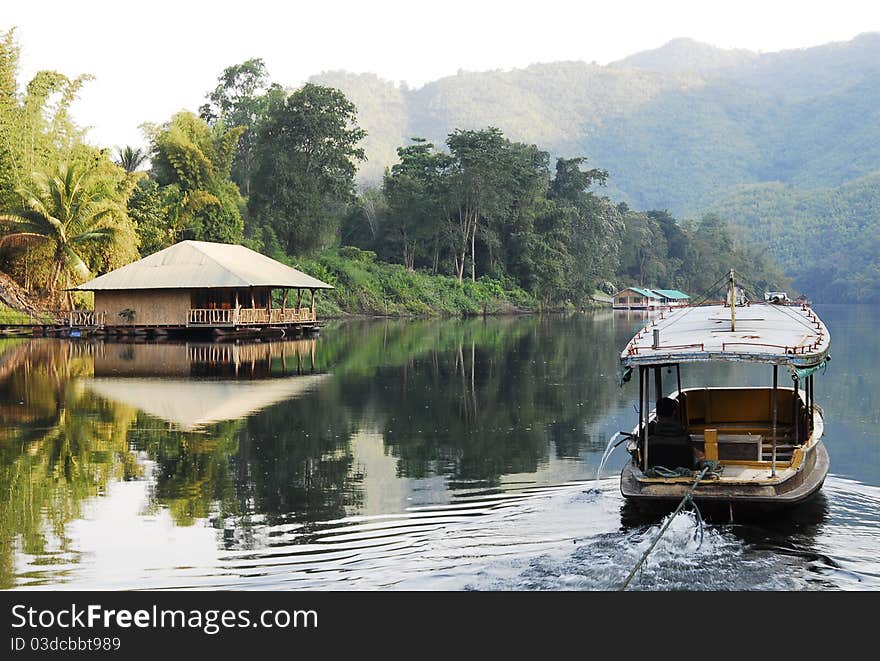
[
  {"left": 627, "top": 342, "right": 704, "bottom": 356},
  {"left": 721, "top": 341, "right": 824, "bottom": 354}
]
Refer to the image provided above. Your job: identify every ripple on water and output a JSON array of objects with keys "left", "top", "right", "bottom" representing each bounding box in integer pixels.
[{"left": 13, "top": 475, "right": 880, "bottom": 591}]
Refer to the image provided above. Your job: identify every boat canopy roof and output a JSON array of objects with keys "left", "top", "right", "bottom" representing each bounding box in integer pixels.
[{"left": 620, "top": 303, "right": 830, "bottom": 373}]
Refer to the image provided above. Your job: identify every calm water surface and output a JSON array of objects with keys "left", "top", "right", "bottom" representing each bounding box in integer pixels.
[{"left": 1, "top": 305, "right": 877, "bottom": 590}]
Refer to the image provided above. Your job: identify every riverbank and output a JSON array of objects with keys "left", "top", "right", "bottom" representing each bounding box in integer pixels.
[
  {"left": 294, "top": 247, "right": 540, "bottom": 317},
  {"left": 0, "top": 247, "right": 615, "bottom": 331}
]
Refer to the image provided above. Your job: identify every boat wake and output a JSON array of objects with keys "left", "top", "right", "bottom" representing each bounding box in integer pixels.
[{"left": 12, "top": 475, "right": 880, "bottom": 591}]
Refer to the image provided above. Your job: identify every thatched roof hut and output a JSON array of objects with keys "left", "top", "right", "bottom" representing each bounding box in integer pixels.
[{"left": 72, "top": 241, "right": 332, "bottom": 332}]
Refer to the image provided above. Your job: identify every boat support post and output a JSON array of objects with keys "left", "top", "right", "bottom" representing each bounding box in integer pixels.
[
  {"left": 792, "top": 373, "right": 800, "bottom": 445},
  {"left": 676, "top": 364, "right": 683, "bottom": 425},
  {"left": 639, "top": 366, "right": 647, "bottom": 470},
  {"left": 652, "top": 366, "right": 662, "bottom": 468},
  {"left": 807, "top": 374, "right": 814, "bottom": 431},
  {"left": 771, "top": 365, "right": 778, "bottom": 477}
]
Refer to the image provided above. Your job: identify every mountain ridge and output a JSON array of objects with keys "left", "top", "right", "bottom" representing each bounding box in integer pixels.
[
  {"left": 308, "top": 33, "right": 880, "bottom": 300},
  {"left": 310, "top": 32, "right": 880, "bottom": 199}
]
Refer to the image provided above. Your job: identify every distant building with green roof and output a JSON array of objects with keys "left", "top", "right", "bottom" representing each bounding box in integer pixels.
[
  {"left": 612, "top": 287, "right": 690, "bottom": 310},
  {"left": 651, "top": 289, "right": 690, "bottom": 307}
]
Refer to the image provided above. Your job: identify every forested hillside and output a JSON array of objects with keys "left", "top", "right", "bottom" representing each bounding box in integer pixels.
[
  {"left": 711, "top": 174, "right": 880, "bottom": 302},
  {"left": 0, "top": 24, "right": 791, "bottom": 315},
  {"left": 312, "top": 33, "right": 880, "bottom": 211},
  {"left": 312, "top": 64, "right": 698, "bottom": 187},
  {"left": 311, "top": 33, "right": 880, "bottom": 301}
]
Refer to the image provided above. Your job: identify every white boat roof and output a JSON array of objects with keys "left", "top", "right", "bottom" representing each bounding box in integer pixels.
[
  {"left": 620, "top": 303, "right": 830, "bottom": 371},
  {"left": 75, "top": 240, "right": 333, "bottom": 291}
]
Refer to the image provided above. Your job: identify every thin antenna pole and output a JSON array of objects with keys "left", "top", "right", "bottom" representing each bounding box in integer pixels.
[{"left": 729, "top": 268, "right": 736, "bottom": 332}]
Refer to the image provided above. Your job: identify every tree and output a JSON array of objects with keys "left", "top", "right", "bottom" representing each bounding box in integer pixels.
[
  {"left": 444, "top": 128, "right": 518, "bottom": 282},
  {"left": 341, "top": 186, "right": 389, "bottom": 253},
  {"left": 549, "top": 157, "right": 607, "bottom": 202},
  {"left": 114, "top": 145, "right": 148, "bottom": 173},
  {"left": 0, "top": 28, "right": 22, "bottom": 210},
  {"left": 0, "top": 160, "right": 138, "bottom": 307},
  {"left": 146, "top": 111, "right": 245, "bottom": 245},
  {"left": 0, "top": 28, "right": 92, "bottom": 209},
  {"left": 546, "top": 158, "right": 622, "bottom": 304},
  {"left": 127, "top": 178, "right": 170, "bottom": 256},
  {"left": 248, "top": 83, "right": 366, "bottom": 255},
  {"left": 490, "top": 142, "right": 553, "bottom": 289},
  {"left": 199, "top": 58, "right": 280, "bottom": 196},
  {"left": 619, "top": 210, "right": 668, "bottom": 286},
  {"left": 647, "top": 209, "right": 686, "bottom": 287},
  {"left": 381, "top": 139, "right": 450, "bottom": 270}
]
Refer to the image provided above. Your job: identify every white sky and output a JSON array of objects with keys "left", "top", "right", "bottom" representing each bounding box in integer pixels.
[{"left": 5, "top": 0, "right": 880, "bottom": 151}]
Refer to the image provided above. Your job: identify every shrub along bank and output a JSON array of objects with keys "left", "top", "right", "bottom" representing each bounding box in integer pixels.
[{"left": 292, "top": 247, "right": 538, "bottom": 317}]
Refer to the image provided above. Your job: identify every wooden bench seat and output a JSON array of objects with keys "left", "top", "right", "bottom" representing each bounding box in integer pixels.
[
  {"left": 688, "top": 422, "right": 792, "bottom": 433},
  {"left": 689, "top": 433, "right": 763, "bottom": 461}
]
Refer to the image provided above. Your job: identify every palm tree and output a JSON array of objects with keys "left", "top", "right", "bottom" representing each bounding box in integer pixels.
[
  {"left": 0, "top": 162, "right": 120, "bottom": 308},
  {"left": 114, "top": 145, "right": 148, "bottom": 173}
]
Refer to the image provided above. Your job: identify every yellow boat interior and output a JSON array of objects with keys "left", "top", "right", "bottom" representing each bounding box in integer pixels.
[{"left": 632, "top": 383, "right": 822, "bottom": 485}]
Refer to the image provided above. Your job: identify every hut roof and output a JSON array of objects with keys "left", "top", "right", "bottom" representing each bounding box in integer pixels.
[
  {"left": 75, "top": 240, "right": 333, "bottom": 291},
  {"left": 615, "top": 287, "right": 662, "bottom": 299}
]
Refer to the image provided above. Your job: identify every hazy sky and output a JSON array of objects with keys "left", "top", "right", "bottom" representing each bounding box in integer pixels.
[{"left": 5, "top": 0, "right": 880, "bottom": 150}]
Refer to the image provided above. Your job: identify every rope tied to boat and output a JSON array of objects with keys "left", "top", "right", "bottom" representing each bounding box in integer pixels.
[
  {"left": 619, "top": 463, "right": 714, "bottom": 591},
  {"left": 645, "top": 466, "right": 691, "bottom": 478},
  {"left": 645, "top": 460, "right": 722, "bottom": 480}
]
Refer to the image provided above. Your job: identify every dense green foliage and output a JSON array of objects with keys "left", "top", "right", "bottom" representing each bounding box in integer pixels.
[
  {"left": 343, "top": 131, "right": 786, "bottom": 305},
  {"left": 0, "top": 28, "right": 139, "bottom": 305},
  {"left": 199, "top": 58, "right": 281, "bottom": 196},
  {"left": 284, "top": 246, "right": 537, "bottom": 316},
  {"left": 311, "top": 35, "right": 880, "bottom": 301},
  {"left": 248, "top": 83, "right": 366, "bottom": 255},
  {"left": 144, "top": 111, "right": 245, "bottom": 246},
  {"left": 0, "top": 27, "right": 830, "bottom": 310},
  {"left": 711, "top": 174, "right": 880, "bottom": 302},
  {"left": 346, "top": 132, "right": 625, "bottom": 305},
  {"left": 0, "top": 161, "right": 139, "bottom": 306},
  {"left": 617, "top": 209, "right": 790, "bottom": 296}
]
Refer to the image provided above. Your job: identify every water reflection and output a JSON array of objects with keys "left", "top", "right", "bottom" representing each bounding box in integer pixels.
[
  {"left": 0, "top": 337, "right": 335, "bottom": 587},
  {"left": 0, "top": 307, "right": 877, "bottom": 589},
  {"left": 0, "top": 340, "right": 140, "bottom": 588},
  {"left": 0, "top": 317, "right": 640, "bottom": 588}
]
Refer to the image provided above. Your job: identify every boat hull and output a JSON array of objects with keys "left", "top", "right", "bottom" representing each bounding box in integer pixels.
[{"left": 620, "top": 440, "right": 829, "bottom": 513}]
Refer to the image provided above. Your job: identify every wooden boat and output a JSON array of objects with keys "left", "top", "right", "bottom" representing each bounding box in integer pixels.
[{"left": 617, "top": 270, "right": 830, "bottom": 514}]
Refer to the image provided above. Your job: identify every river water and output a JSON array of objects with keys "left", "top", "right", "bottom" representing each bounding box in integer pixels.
[{"left": 1, "top": 304, "right": 877, "bottom": 590}]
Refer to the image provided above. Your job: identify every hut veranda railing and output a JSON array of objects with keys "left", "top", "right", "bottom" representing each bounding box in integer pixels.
[{"left": 187, "top": 307, "right": 316, "bottom": 327}]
